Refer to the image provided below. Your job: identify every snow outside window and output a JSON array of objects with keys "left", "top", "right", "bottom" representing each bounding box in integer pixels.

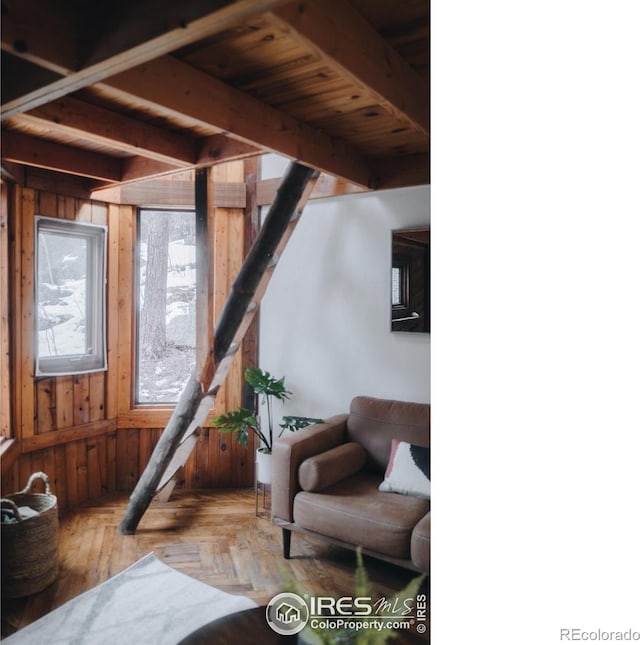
[
  {"left": 35, "top": 217, "right": 107, "bottom": 377},
  {"left": 136, "top": 209, "right": 196, "bottom": 404}
]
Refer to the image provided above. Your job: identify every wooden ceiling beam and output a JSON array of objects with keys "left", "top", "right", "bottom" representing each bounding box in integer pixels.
[
  {"left": 196, "top": 135, "right": 263, "bottom": 165},
  {"left": 0, "top": 0, "right": 77, "bottom": 74},
  {"left": 92, "top": 136, "right": 262, "bottom": 190},
  {"left": 267, "top": 0, "right": 429, "bottom": 135},
  {"left": 1, "top": 131, "right": 122, "bottom": 182},
  {"left": 103, "top": 56, "right": 373, "bottom": 188},
  {"left": 11, "top": 97, "right": 196, "bottom": 166},
  {"left": 257, "top": 174, "right": 367, "bottom": 205},
  {"left": 90, "top": 171, "right": 368, "bottom": 208},
  {"left": 0, "top": 0, "right": 293, "bottom": 120}
]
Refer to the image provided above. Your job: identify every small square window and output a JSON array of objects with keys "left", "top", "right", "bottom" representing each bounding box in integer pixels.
[{"left": 35, "top": 216, "right": 107, "bottom": 376}]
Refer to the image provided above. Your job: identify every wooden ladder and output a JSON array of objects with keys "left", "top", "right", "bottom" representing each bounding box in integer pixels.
[{"left": 119, "top": 162, "right": 319, "bottom": 534}]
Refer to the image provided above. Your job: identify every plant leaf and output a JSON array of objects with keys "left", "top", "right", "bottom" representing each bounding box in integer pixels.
[
  {"left": 279, "top": 416, "right": 324, "bottom": 434},
  {"left": 245, "top": 367, "right": 291, "bottom": 400}
]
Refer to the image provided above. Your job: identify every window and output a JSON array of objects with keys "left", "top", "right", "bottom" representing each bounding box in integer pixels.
[
  {"left": 35, "top": 216, "right": 107, "bottom": 376},
  {"left": 391, "top": 262, "right": 409, "bottom": 307},
  {"left": 136, "top": 209, "right": 196, "bottom": 404},
  {"left": 391, "top": 227, "right": 429, "bottom": 333}
]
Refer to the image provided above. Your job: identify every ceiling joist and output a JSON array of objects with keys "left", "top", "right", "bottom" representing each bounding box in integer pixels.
[
  {"left": 8, "top": 97, "right": 196, "bottom": 166},
  {"left": 1, "top": 130, "right": 122, "bottom": 182},
  {"left": 102, "top": 56, "right": 374, "bottom": 188},
  {"left": 0, "top": 0, "right": 292, "bottom": 119}
]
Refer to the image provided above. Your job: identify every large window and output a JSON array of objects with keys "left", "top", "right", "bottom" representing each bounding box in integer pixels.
[
  {"left": 35, "top": 216, "right": 107, "bottom": 376},
  {"left": 136, "top": 209, "right": 196, "bottom": 403}
]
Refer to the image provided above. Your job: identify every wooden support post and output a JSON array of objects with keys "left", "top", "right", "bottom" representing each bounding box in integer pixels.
[{"left": 118, "top": 162, "right": 318, "bottom": 534}]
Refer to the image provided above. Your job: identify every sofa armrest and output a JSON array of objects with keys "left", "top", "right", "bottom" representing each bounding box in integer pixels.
[
  {"left": 272, "top": 414, "right": 348, "bottom": 522},
  {"left": 299, "top": 442, "right": 366, "bottom": 492}
]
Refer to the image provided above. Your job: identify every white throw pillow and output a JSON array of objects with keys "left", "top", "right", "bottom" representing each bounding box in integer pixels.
[{"left": 379, "top": 439, "right": 430, "bottom": 500}]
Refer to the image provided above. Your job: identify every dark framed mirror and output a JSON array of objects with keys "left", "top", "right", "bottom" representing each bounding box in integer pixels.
[{"left": 391, "top": 226, "right": 429, "bottom": 333}]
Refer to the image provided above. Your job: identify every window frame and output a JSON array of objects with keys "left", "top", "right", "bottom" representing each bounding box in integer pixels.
[
  {"left": 34, "top": 215, "right": 108, "bottom": 377},
  {"left": 134, "top": 207, "right": 197, "bottom": 405}
]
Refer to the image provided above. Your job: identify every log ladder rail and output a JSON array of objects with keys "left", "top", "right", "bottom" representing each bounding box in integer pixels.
[{"left": 119, "top": 162, "right": 319, "bottom": 534}]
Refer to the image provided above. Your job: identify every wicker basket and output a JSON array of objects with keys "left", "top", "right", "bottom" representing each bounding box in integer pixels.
[{"left": 1, "top": 472, "right": 59, "bottom": 598}]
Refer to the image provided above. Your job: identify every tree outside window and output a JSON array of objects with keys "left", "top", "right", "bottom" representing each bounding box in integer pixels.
[{"left": 136, "top": 210, "right": 196, "bottom": 404}]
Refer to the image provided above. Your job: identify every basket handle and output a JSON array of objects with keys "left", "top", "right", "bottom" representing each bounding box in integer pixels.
[
  {"left": 20, "top": 471, "right": 51, "bottom": 495},
  {"left": 1, "top": 498, "right": 23, "bottom": 522}
]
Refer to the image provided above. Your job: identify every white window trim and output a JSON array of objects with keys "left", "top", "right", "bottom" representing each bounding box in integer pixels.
[{"left": 34, "top": 216, "right": 108, "bottom": 377}]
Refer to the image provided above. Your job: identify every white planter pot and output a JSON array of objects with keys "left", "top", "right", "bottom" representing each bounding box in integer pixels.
[{"left": 256, "top": 449, "right": 272, "bottom": 485}]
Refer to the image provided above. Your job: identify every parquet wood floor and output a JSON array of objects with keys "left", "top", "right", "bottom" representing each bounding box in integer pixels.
[{"left": 1, "top": 489, "right": 425, "bottom": 639}]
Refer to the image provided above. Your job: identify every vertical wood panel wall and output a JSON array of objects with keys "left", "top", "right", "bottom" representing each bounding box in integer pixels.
[{"left": 1, "top": 160, "right": 258, "bottom": 511}]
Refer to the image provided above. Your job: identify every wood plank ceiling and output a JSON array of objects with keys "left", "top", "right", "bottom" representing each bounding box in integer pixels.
[{"left": 1, "top": 0, "right": 430, "bottom": 193}]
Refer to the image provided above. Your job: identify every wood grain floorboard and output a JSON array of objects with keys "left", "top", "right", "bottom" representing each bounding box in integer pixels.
[{"left": 1, "top": 489, "right": 427, "bottom": 638}]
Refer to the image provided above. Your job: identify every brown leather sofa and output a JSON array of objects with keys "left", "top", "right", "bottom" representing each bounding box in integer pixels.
[{"left": 271, "top": 396, "right": 430, "bottom": 573}]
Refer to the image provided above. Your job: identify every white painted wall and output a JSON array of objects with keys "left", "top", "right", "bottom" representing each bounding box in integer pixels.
[{"left": 258, "top": 155, "right": 430, "bottom": 422}]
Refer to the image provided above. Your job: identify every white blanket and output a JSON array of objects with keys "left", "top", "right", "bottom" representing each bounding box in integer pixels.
[{"left": 4, "top": 552, "right": 256, "bottom": 644}]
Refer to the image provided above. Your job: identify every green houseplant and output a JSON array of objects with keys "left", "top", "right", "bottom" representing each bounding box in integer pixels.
[{"left": 212, "top": 367, "right": 322, "bottom": 483}]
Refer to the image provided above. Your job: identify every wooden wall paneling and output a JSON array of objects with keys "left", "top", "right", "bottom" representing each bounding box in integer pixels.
[
  {"left": 138, "top": 427, "right": 152, "bottom": 478},
  {"left": 105, "top": 203, "right": 120, "bottom": 419},
  {"left": 116, "top": 206, "right": 134, "bottom": 420},
  {"left": 42, "top": 445, "right": 59, "bottom": 502},
  {"left": 116, "top": 428, "right": 129, "bottom": 491},
  {"left": 19, "top": 188, "right": 36, "bottom": 440},
  {"left": 55, "top": 377, "right": 74, "bottom": 429},
  {"left": 57, "top": 195, "right": 81, "bottom": 505},
  {"left": 65, "top": 439, "right": 79, "bottom": 507},
  {"left": 4, "top": 459, "right": 18, "bottom": 494},
  {"left": 228, "top": 160, "right": 253, "bottom": 488},
  {"left": 76, "top": 438, "right": 89, "bottom": 504},
  {"left": 37, "top": 190, "right": 58, "bottom": 217},
  {"left": 73, "top": 375, "right": 91, "bottom": 426},
  {"left": 210, "top": 164, "right": 233, "bottom": 487},
  {"left": 86, "top": 438, "right": 102, "bottom": 500},
  {"left": 60, "top": 194, "right": 76, "bottom": 222},
  {"left": 106, "top": 431, "right": 117, "bottom": 493},
  {"left": 29, "top": 450, "right": 45, "bottom": 484},
  {"left": 1, "top": 183, "right": 11, "bottom": 439},
  {"left": 36, "top": 379, "right": 56, "bottom": 434},
  {"left": 9, "top": 186, "right": 22, "bottom": 441},
  {"left": 88, "top": 373, "right": 105, "bottom": 422},
  {"left": 212, "top": 188, "right": 230, "bottom": 418},
  {"left": 18, "top": 452, "right": 33, "bottom": 492},
  {"left": 98, "top": 436, "right": 109, "bottom": 497},
  {"left": 126, "top": 428, "right": 140, "bottom": 491},
  {"left": 212, "top": 430, "right": 228, "bottom": 488},
  {"left": 53, "top": 445, "right": 68, "bottom": 510},
  {"left": 201, "top": 169, "right": 220, "bottom": 490}
]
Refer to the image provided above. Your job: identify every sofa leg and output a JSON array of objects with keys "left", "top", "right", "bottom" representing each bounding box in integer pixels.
[{"left": 282, "top": 529, "right": 292, "bottom": 559}]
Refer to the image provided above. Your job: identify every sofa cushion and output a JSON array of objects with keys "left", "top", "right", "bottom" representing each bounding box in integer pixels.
[
  {"left": 299, "top": 442, "right": 367, "bottom": 492},
  {"left": 293, "top": 473, "right": 429, "bottom": 559},
  {"left": 379, "top": 439, "right": 430, "bottom": 500},
  {"left": 411, "top": 513, "right": 430, "bottom": 571},
  {"left": 346, "top": 397, "right": 429, "bottom": 473}
]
